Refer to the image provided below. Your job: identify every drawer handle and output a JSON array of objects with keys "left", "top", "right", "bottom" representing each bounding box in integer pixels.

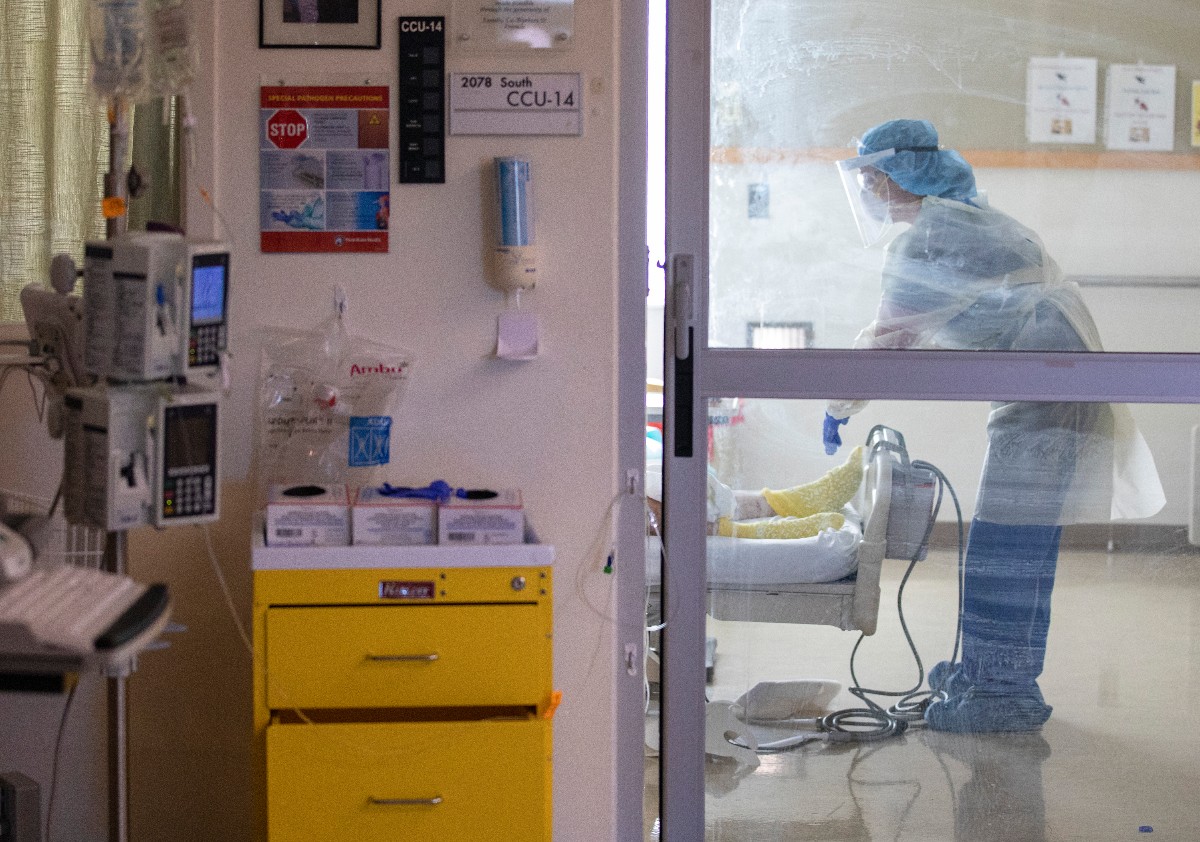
[
  {"left": 368, "top": 796, "right": 444, "bottom": 806},
  {"left": 365, "top": 653, "right": 440, "bottom": 662}
]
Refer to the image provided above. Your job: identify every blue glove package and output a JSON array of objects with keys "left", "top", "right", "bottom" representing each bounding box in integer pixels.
[{"left": 823, "top": 413, "right": 849, "bottom": 455}]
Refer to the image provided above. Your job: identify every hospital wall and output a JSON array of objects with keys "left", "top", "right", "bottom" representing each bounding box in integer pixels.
[
  {"left": 652, "top": 165, "right": 1200, "bottom": 529},
  {"left": 0, "top": 0, "right": 626, "bottom": 840}
]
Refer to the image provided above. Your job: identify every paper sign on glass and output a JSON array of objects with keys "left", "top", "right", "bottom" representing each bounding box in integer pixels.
[
  {"left": 1026, "top": 57, "right": 1098, "bottom": 144},
  {"left": 1104, "top": 64, "right": 1176, "bottom": 152},
  {"left": 1192, "top": 81, "right": 1200, "bottom": 147}
]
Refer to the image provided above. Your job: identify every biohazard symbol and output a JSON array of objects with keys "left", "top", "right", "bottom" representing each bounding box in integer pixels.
[{"left": 369, "top": 114, "right": 381, "bottom": 124}]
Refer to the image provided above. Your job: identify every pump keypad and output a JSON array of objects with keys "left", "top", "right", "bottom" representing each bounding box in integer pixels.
[
  {"left": 189, "top": 324, "right": 226, "bottom": 367},
  {"left": 163, "top": 475, "right": 216, "bottom": 518}
]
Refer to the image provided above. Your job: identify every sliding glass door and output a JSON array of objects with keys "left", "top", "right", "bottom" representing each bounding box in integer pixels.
[{"left": 651, "top": 0, "right": 1200, "bottom": 838}]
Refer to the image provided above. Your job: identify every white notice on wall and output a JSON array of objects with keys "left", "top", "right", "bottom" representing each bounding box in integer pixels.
[
  {"left": 1026, "top": 57, "right": 1098, "bottom": 144},
  {"left": 1105, "top": 64, "right": 1177, "bottom": 151},
  {"left": 452, "top": 0, "right": 574, "bottom": 50}
]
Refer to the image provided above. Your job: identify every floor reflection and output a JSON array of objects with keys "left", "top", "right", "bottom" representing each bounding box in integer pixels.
[{"left": 644, "top": 547, "right": 1200, "bottom": 840}]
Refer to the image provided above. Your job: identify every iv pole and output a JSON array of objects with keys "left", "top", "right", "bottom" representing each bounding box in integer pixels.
[
  {"left": 105, "top": 97, "right": 131, "bottom": 240},
  {"left": 102, "top": 94, "right": 131, "bottom": 842},
  {"left": 92, "top": 8, "right": 199, "bottom": 837}
]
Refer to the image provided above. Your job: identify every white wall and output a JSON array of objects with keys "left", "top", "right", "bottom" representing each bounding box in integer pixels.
[{"left": 218, "top": 1, "right": 624, "bottom": 838}]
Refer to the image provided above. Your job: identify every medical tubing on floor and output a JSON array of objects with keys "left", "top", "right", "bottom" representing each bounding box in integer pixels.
[
  {"left": 202, "top": 523, "right": 253, "bottom": 657},
  {"left": 750, "top": 556, "right": 924, "bottom": 746},
  {"left": 910, "top": 459, "right": 967, "bottom": 699},
  {"left": 46, "top": 677, "right": 81, "bottom": 842},
  {"left": 645, "top": 501, "right": 667, "bottom": 634},
  {"left": 886, "top": 460, "right": 965, "bottom": 717},
  {"left": 820, "top": 461, "right": 964, "bottom": 740}
]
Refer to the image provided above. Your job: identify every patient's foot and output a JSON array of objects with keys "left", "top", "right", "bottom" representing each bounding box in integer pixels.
[
  {"left": 762, "top": 445, "right": 864, "bottom": 519},
  {"left": 718, "top": 511, "right": 846, "bottom": 540}
]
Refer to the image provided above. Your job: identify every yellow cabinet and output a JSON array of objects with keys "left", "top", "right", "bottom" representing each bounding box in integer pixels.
[
  {"left": 252, "top": 549, "right": 554, "bottom": 842},
  {"left": 266, "top": 719, "right": 550, "bottom": 842},
  {"left": 265, "top": 603, "right": 549, "bottom": 709}
]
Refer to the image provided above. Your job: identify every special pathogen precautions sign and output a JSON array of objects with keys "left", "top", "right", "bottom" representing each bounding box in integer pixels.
[{"left": 260, "top": 85, "right": 391, "bottom": 253}]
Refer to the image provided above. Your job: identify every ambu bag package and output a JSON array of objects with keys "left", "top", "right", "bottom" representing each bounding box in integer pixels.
[{"left": 255, "top": 300, "right": 414, "bottom": 501}]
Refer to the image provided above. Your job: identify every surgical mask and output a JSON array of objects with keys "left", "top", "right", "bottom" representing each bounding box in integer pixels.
[
  {"left": 837, "top": 148, "right": 898, "bottom": 248},
  {"left": 858, "top": 171, "right": 892, "bottom": 223}
]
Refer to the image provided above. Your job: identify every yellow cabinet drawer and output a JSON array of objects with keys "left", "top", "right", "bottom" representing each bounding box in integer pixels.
[
  {"left": 266, "top": 719, "right": 551, "bottom": 841},
  {"left": 265, "top": 604, "right": 549, "bottom": 710}
]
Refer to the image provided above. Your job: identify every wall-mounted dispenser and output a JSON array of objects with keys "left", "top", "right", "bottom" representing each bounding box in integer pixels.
[{"left": 490, "top": 156, "right": 540, "bottom": 292}]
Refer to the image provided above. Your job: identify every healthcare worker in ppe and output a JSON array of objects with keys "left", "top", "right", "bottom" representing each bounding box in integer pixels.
[{"left": 827, "top": 119, "right": 1165, "bottom": 733}]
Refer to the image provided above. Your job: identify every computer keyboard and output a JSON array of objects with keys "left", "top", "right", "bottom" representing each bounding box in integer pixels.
[{"left": 0, "top": 565, "right": 171, "bottom": 667}]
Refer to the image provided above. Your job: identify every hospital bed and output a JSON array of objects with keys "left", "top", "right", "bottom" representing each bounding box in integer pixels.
[
  {"left": 646, "top": 425, "right": 926, "bottom": 639},
  {"left": 646, "top": 427, "right": 937, "bottom": 764}
]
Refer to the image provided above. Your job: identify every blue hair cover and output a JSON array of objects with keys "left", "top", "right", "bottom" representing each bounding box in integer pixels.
[{"left": 858, "top": 119, "right": 977, "bottom": 201}]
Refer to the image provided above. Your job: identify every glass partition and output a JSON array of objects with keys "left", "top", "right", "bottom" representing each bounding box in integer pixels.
[
  {"left": 653, "top": 0, "right": 1200, "bottom": 835},
  {"left": 706, "top": 0, "right": 1200, "bottom": 352},
  {"left": 646, "top": 397, "right": 1200, "bottom": 839}
]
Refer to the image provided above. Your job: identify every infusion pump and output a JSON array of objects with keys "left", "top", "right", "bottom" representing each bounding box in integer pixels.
[
  {"left": 62, "top": 383, "right": 220, "bottom": 531},
  {"left": 83, "top": 233, "right": 230, "bottom": 383}
]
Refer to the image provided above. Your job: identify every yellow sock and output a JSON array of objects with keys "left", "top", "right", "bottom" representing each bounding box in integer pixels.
[
  {"left": 761, "top": 445, "right": 864, "bottom": 519},
  {"left": 719, "top": 511, "right": 846, "bottom": 540}
]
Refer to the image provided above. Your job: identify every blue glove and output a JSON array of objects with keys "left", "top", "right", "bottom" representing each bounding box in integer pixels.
[
  {"left": 379, "top": 480, "right": 455, "bottom": 503},
  {"left": 823, "top": 413, "right": 849, "bottom": 455}
]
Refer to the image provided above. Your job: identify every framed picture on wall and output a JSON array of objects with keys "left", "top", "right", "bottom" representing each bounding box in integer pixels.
[{"left": 260, "top": 0, "right": 382, "bottom": 48}]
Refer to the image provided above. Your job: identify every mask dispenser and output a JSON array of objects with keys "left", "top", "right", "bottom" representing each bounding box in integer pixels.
[
  {"left": 490, "top": 157, "right": 539, "bottom": 292},
  {"left": 490, "top": 157, "right": 541, "bottom": 360}
]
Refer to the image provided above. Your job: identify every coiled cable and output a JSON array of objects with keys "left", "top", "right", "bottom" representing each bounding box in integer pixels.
[{"left": 806, "top": 459, "right": 965, "bottom": 744}]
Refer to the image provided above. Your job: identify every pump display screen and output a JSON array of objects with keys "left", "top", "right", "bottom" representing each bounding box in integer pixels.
[
  {"left": 191, "top": 258, "right": 227, "bottom": 324},
  {"left": 160, "top": 401, "right": 218, "bottom": 519},
  {"left": 188, "top": 251, "right": 229, "bottom": 368}
]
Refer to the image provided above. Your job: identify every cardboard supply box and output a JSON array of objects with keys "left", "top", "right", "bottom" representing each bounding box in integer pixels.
[
  {"left": 265, "top": 484, "right": 351, "bottom": 547},
  {"left": 352, "top": 486, "right": 437, "bottom": 546},
  {"left": 438, "top": 489, "right": 525, "bottom": 545}
]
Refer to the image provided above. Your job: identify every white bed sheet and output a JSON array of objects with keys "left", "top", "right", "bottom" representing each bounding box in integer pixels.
[{"left": 644, "top": 514, "right": 862, "bottom": 587}]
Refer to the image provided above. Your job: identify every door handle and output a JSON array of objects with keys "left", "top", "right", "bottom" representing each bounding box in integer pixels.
[
  {"left": 668, "top": 253, "right": 694, "bottom": 360},
  {"left": 367, "top": 795, "right": 444, "bottom": 806},
  {"left": 666, "top": 253, "right": 695, "bottom": 458}
]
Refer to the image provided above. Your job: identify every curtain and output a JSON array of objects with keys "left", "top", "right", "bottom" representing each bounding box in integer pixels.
[{"left": 0, "top": 0, "right": 108, "bottom": 320}]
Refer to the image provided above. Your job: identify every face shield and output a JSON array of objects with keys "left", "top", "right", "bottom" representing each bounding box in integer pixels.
[{"left": 837, "top": 148, "right": 898, "bottom": 248}]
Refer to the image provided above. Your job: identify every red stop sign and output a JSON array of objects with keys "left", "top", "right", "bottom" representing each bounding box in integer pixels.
[{"left": 267, "top": 109, "right": 308, "bottom": 150}]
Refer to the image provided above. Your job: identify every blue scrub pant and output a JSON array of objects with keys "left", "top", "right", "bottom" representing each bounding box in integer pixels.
[{"left": 958, "top": 518, "right": 1061, "bottom": 691}]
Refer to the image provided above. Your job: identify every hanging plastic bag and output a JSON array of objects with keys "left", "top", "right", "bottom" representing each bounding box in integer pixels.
[
  {"left": 146, "top": 0, "right": 197, "bottom": 98},
  {"left": 89, "top": 0, "right": 150, "bottom": 101},
  {"left": 255, "top": 289, "right": 414, "bottom": 497}
]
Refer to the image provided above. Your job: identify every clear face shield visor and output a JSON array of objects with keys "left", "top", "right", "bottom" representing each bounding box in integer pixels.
[{"left": 837, "top": 148, "right": 897, "bottom": 248}]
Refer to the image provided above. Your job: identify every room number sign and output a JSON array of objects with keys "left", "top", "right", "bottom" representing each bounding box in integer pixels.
[{"left": 449, "top": 72, "right": 582, "bottom": 136}]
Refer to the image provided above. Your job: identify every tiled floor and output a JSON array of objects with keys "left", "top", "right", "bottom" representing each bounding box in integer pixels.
[{"left": 644, "top": 544, "right": 1200, "bottom": 840}]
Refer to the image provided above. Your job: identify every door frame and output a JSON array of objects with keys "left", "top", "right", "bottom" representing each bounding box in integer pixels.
[{"left": 615, "top": 0, "right": 652, "bottom": 840}]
